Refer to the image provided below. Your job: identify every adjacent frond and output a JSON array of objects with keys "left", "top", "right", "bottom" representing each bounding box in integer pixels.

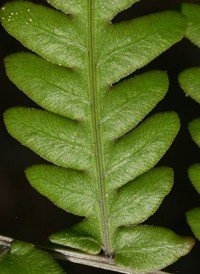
[
  {"left": 181, "top": 3, "right": 200, "bottom": 47},
  {"left": 179, "top": 3, "right": 200, "bottom": 242}
]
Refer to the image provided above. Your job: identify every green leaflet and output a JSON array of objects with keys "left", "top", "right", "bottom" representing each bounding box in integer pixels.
[
  {"left": 0, "top": 240, "right": 65, "bottom": 274},
  {"left": 4, "top": 53, "right": 89, "bottom": 120},
  {"left": 26, "top": 164, "right": 97, "bottom": 216},
  {"left": 181, "top": 3, "right": 200, "bottom": 47},
  {"left": 4, "top": 107, "right": 92, "bottom": 170},
  {"left": 188, "top": 164, "right": 200, "bottom": 194},
  {"left": 187, "top": 119, "right": 200, "bottom": 241},
  {"left": 109, "top": 167, "right": 173, "bottom": 229},
  {"left": 47, "top": 0, "right": 139, "bottom": 20},
  {"left": 1, "top": 0, "right": 194, "bottom": 272},
  {"left": 179, "top": 3, "right": 200, "bottom": 243},
  {"left": 186, "top": 208, "right": 200, "bottom": 241},
  {"left": 5, "top": 56, "right": 169, "bottom": 139},
  {"left": 114, "top": 226, "right": 193, "bottom": 272},
  {"left": 179, "top": 68, "right": 200, "bottom": 104},
  {"left": 189, "top": 118, "right": 200, "bottom": 147},
  {"left": 26, "top": 166, "right": 173, "bottom": 226},
  {"left": 49, "top": 219, "right": 102, "bottom": 255}
]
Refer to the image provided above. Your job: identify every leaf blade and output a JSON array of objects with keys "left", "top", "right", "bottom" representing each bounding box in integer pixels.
[
  {"left": 47, "top": 0, "right": 84, "bottom": 16},
  {"left": 110, "top": 167, "right": 173, "bottom": 230},
  {"left": 98, "top": 11, "right": 186, "bottom": 84},
  {"left": 101, "top": 70, "right": 168, "bottom": 140},
  {"left": 4, "top": 107, "right": 92, "bottom": 170},
  {"left": 114, "top": 226, "right": 194, "bottom": 272},
  {"left": 0, "top": 241, "right": 65, "bottom": 274},
  {"left": 1, "top": 1, "right": 86, "bottom": 68},
  {"left": 105, "top": 112, "right": 180, "bottom": 189},
  {"left": 179, "top": 67, "right": 200, "bottom": 104},
  {"left": 96, "top": 0, "right": 139, "bottom": 21},
  {"left": 188, "top": 163, "right": 200, "bottom": 194},
  {"left": 25, "top": 164, "right": 97, "bottom": 217},
  {"left": 186, "top": 208, "right": 200, "bottom": 241},
  {"left": 181, "top": 3, "right": 200, "bottom": 47},
  {"left": 189, "top": 118, "right": 200, "bottom": 147},
  {"left": 5, "top": 53, "right": 89, "bottom": 120},
  {"left": 49, "top": 220, "right": 102, "bottom": 255}
]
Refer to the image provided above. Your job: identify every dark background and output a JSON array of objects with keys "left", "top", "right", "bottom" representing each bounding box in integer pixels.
[{"left": 1, "top": 0, "right": 200, "bottom": 273}]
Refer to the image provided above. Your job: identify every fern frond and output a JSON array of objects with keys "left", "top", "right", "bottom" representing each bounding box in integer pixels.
[
  {"left": 179, "top": 3, "right": 200, "bottom": 242},
  {"left": 1, "top": 0, "right": 194, "bottom": 272}
]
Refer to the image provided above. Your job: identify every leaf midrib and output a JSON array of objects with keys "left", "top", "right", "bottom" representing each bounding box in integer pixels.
[{"left": 87, "top": 0, "right": 111, "bottom": 255}]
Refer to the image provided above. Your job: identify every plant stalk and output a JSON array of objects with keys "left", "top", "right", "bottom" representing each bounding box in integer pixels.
[
  {"left": 41, "top": 244, "right": 171, "bottom": 274},
  {"left": 0, "top": 235, "right": 170, "bottom": 274}
]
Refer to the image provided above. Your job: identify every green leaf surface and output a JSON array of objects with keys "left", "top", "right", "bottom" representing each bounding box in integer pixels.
[
  {"left": 181, "top": 3, "right": 200, "bottom": 47},
  {"left": 1, "top": 1, "right": 86, "bottom": 69},
  {"left": 179, "top": 67, "right": 200, "bottom": 104},
  {"left": 179, "top": 3, "right": 200, "bottom": 243},
  {"left": 48, "top": 0, "right": 140, "bottom": 21},
  {"left": 49, "top": 220, "right": 102, "bottom": 255},
  {"left": 179, "top": 3, "right": 200, "bottom": 244},
  {"left": 1, "top": 2, "right": 186, "bottom": 85},
  {"left": 188, "top": 163, "right": 200, "bottom": 194},
  {"left": 5, "top": 53, "right": 89, "bottom": 120},
  {"left": 26, "top": 165, "right": 97, "bottom": 216},
  {"left": 1, "top": 0, "right": 192, "bottom": 271},
  {"left": 189, "top": 117, "right": 200, "bottom": 147},
  {"left": 109, "top": 167, "right": 173, "bottom": 230},
  {"left": 4, "top": 107, "right": 92, "bottom": 170},
  {"left": 105, "top": 112, "right": 180, "bottom": 189},
  {"left": 186, "top": 208, "right": 200, "bottom": 241},
  {"left": 97, "top": 11, "right": 186, "bottom": 85},
  {"left": 0, "top": 241, "right": 65, "bottom": 274},
  {"left": 5, "top": 56, "right": 168, "bottom": 139},
  {"left": 114, "top": 226, "right": 194, "bottom": 272}
]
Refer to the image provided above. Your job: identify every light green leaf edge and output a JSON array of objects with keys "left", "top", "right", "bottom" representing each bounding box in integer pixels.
[
  {"left": 1, "top": 0, "right": 194, "bottom": 272},
  {"left": 179, "top": 68, "right": 200, "bottom": 104},
  {"left": 179, "top": 3, "right": 200, "bottom": 241},
  {"left": 0, "top": 240, "right": 65, "bottom": 274},
  {"left": 189, "top": 118, "right": 200, "bottom": 149},
  {"left": 186, "top": 208, "right": 200, "bottom": 241},
  {"left": 188, "top": 163, "right": 200, "bottom": 194}
]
